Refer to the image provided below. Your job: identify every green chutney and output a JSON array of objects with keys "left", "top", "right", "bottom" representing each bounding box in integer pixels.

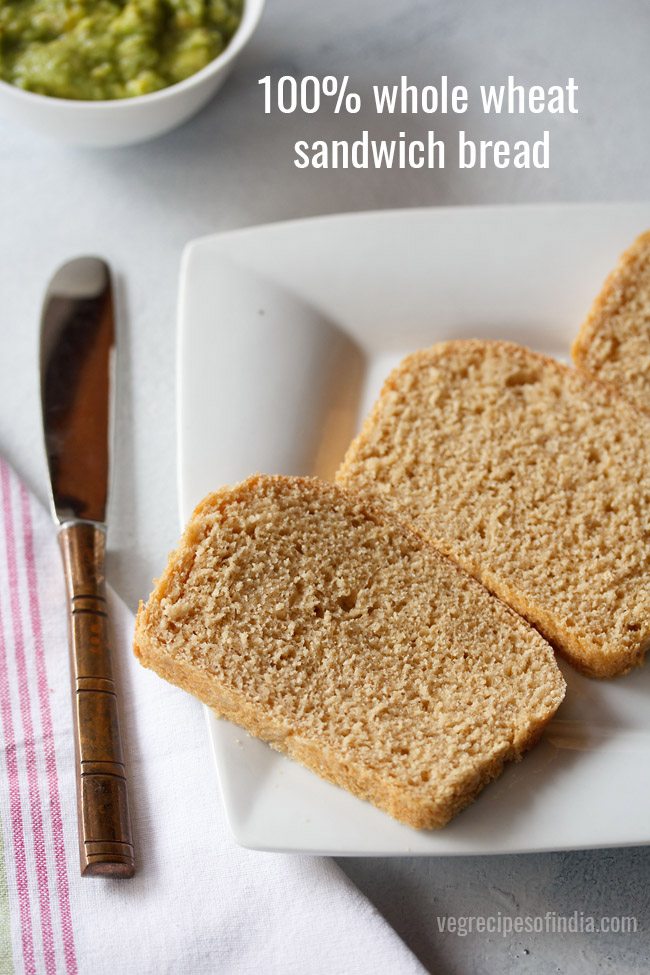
[{"left": 0, "top": 0, "right": 243, "bottom": 100}]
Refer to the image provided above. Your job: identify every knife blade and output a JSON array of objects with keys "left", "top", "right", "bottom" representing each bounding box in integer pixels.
[{"left": 41, "top": 257, "right": 135, "bottom": 878}]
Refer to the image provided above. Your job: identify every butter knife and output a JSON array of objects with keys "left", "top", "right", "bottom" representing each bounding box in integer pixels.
[{"left": 40, "top": 257, "right": 135, "bottom": 878}]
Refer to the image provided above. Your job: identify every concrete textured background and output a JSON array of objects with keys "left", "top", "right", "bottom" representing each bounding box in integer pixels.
[{"left": 0, "top": 1, "right": 648, "bottom": 971}]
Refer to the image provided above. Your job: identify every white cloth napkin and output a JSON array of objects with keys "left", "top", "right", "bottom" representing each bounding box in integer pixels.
[{"left": 0, "top": 458, "right": 425, "bottom": 975}]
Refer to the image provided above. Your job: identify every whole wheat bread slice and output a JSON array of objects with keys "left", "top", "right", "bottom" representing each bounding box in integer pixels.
[
  {"left": 337, "top": 340, "right": 650, "bottom": 678},
  {"left": 572, "top": 230, "right": 650, "bottom": 413},
  {"left": 134, "top": 474, "right": 564, "bottom": 829}
]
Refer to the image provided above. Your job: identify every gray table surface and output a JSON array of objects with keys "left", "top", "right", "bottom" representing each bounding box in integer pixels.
[{"left": 1, "top": 1, "right": 649, "bottom": 971}]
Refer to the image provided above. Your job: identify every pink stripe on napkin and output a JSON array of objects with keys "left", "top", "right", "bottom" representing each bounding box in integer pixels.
[
  {"left": 1, "top": 463, "right": 58, "bottom": 974},
  {"left": 0, "top": 595, "right": 36, "bottom": 975},
  {"left": 20, "top": 483, "right": 77, "bottom": 975},
  {"left": 0, "top": 459, "right": 78, "bottom": 975}
]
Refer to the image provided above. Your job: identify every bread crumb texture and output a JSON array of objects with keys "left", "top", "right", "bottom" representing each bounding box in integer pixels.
[
  {"left": 572, "top": 230, "right": 650, "bottom": 413},
  {"left": 134, "top": 474, "right": 564, "bottom": 829},
  {"left": 337, "top": 340, "right": 650, "bottom": 679}
]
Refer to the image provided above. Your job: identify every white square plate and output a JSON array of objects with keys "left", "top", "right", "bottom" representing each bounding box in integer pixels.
[{"left": 178, "top": 203, "right": 650, "bottom": 855}]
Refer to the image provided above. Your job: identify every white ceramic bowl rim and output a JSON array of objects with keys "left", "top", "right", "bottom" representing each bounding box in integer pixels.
[{"left": 0, "top": 0, "right": 264, "bottom": 111}]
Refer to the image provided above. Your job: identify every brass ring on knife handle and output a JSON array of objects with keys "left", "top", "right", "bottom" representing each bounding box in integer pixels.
[{"left": 59, "top": 521, "right": 135, "bottom": 878}]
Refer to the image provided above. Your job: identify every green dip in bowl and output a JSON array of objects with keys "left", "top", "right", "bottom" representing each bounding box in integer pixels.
[{"left": 0, "top": 0, "right": 244, "bottom": 100}]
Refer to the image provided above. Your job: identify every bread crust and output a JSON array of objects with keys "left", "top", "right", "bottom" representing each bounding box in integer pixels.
[{"left": 572, "top": 230, "right": 650, "bottom": 413}]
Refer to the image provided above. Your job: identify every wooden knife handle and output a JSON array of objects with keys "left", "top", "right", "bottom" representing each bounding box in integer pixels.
[{"left": 59, "top": 522, "right": 135, "bottom": 878}]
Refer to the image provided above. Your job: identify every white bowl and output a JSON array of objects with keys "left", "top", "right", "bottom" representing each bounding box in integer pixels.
[{"left": 0, "top": 0, "right": 265, "bottom": 148}]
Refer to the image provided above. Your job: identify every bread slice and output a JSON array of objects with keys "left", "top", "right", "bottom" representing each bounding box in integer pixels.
[
  {"left": 134, "top": 474, "right": 564, "bottom": 830},
  {"left": 572, "top": 230, "right": 650, "bottom": 413},
  {"left": 337, "top": 340, "right": 650, "bottom": 679}
]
